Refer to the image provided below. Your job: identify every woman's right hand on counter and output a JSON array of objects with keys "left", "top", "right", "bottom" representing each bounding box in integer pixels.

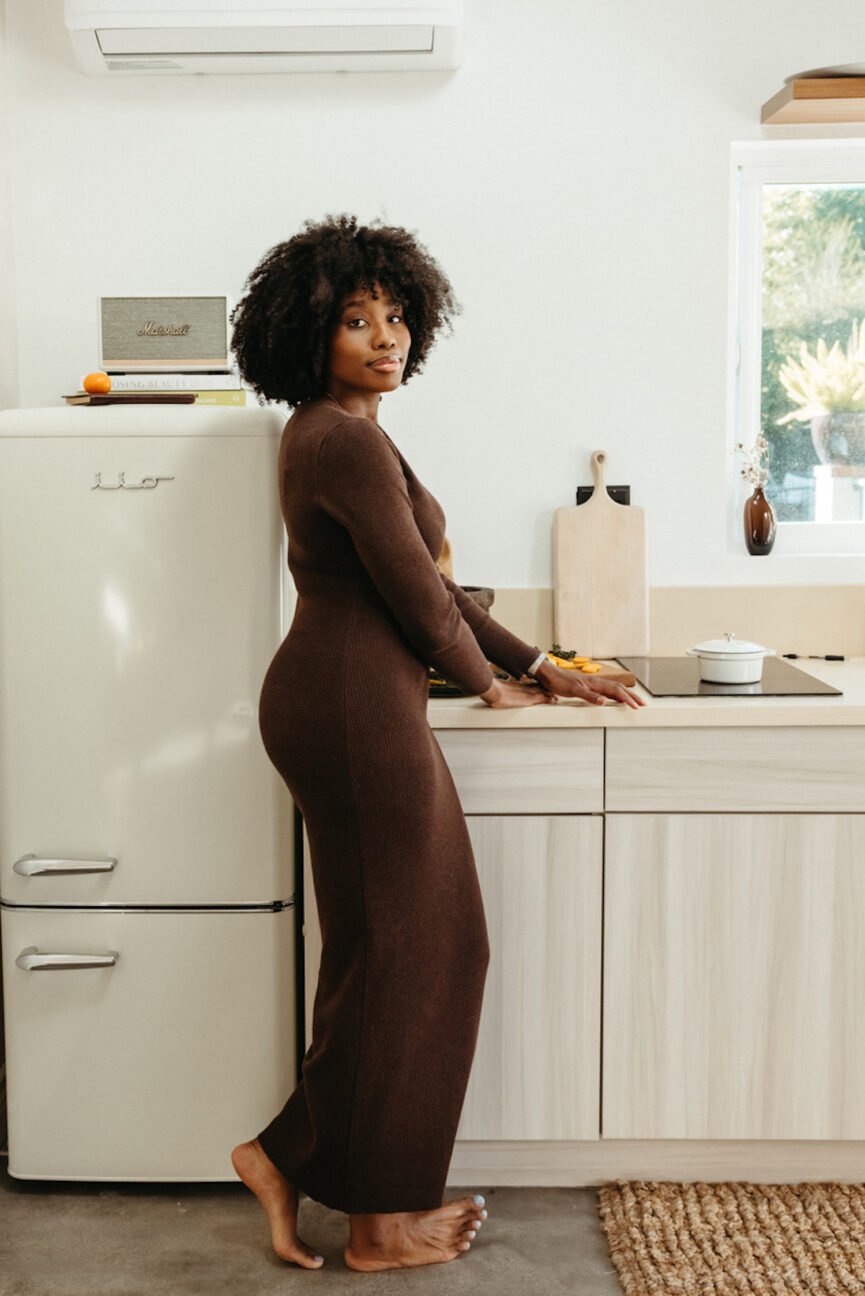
[{"left": 480, "top": 678, "right": 559, "bottom": 708}]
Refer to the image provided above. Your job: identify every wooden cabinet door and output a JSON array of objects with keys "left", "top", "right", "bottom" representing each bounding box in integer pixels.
[
  {"left": 603, "top": 813, "right": 865, "bottom": 1139},
  {"left": 456, "top": 814, "right": 602, "bottom": 1141},
  {"left": 303, "top": 814, "right": 603, "bottom": 1142}
]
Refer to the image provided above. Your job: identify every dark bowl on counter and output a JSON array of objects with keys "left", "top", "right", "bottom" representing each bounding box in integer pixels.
[{"left": 460, "top": 585, "right": 494, "bottom": 611}]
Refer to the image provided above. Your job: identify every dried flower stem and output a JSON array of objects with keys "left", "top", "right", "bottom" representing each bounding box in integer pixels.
[{"left": 735, "top": 434, "right": 769, "bottom": 489}]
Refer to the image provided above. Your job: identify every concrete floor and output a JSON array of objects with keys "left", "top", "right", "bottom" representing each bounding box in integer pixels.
[{"left": 0, "top": 1159, "right": 624, "bottom": 1296}]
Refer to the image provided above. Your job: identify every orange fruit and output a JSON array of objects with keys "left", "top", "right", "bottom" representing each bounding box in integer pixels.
[{"left": 83, "top": 371, "right": 112, "bottom": 394}]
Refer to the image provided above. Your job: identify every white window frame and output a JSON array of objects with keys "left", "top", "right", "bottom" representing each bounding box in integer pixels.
[{"left": 731, "top": 139, "right": 865, "bottom": 557}]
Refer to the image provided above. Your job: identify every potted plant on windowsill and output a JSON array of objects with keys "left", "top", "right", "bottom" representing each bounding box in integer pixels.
[{"left": 778, "top": 320, "right": 865, "bottom": 466}]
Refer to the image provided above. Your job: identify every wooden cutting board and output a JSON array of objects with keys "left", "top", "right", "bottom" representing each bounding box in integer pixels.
[
  {"left": 489, "top": 660, "right": 636, "bottom": 686},
  {"left": 567, "top": 662, "right": 636, "bottom": 686},
  {"left": 430, "top": 661, "right": 636, "bottom": 696},
  {"left": 553, "top": 449, "right": 649, "bottom": 658}
]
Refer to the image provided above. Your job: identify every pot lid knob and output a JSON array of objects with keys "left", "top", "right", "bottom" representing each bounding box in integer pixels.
[{"left": 689, "top": 631, "right": 773, "bottom": 654}]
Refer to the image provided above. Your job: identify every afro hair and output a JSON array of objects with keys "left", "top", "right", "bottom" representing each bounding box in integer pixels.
[{"left": 230, "top": 213, "right": 461, "bottom": 408}]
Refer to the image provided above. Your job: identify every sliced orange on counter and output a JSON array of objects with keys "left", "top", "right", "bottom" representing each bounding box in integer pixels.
[{"left": 544, "top": 651, "right": 602, "bottom": 673}]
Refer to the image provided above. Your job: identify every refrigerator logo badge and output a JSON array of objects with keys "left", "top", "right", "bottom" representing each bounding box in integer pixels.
[{"left": 91, "top": 472, "right": 175, "bottom": 491}]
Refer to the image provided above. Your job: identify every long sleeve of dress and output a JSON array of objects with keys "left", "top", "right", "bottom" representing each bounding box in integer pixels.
[
  {"left": 437, "top": 572, "right": 544, "bottom": 680},
  {"left": 316, "top": 418, "right": 496, "bottom": 697}
]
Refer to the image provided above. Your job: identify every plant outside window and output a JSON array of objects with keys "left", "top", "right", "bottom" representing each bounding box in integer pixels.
[{"left": 761, "top": 184, "right": 865, "bottom": 524}]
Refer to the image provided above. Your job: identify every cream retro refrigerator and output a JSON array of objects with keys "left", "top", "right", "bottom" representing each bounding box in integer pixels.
[{"left": 0, "top": 404, "right": 297, "bottom": 1180}]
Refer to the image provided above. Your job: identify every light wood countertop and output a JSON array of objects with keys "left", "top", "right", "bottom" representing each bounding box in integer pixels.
[{"left": 427, "top": 657, "right": 864, "bottom": 728}]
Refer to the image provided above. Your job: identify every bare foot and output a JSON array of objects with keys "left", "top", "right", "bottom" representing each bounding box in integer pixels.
[
  {"left": 231, "top": 1138, "right": 325, "bottom": 1269},
  {"left": 344, "top": 1194, "right": 489, "bottom": 1271}
]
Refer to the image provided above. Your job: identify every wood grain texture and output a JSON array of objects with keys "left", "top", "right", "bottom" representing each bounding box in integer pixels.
[
  {"left": 603, "top": 813, "right": 865, "bottom": 1139},
  {"left": 301, "top": 821, "right": 321, "bottom": 1053},
  {"left": 434, "top": 728, "right": 603, "bottom": 813},
  {"left": 304, "top": 814, "right": 602, "bottom": 1141},
  {"left": 456, "top": 815, "right": 602, "bottom": 1141},
  {"left": 448, "top": 1137, "right": 865, "bottom": 1185},
  {"left": 606, "top": 726, "right": 865, "bottom": 811},
  {"left": 553, "top": 450, "right": 649, "bottom": 657},
  {"left": 540, "top": 661, "right": 637, "bottom": 686},
  {"left": 762, "top": 78, "right": 865, "bottom": 124}
]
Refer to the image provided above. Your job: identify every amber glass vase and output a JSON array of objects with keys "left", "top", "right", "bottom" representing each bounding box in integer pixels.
[{"left": 744, "top": 485, "right": 776, "bottom": 555}]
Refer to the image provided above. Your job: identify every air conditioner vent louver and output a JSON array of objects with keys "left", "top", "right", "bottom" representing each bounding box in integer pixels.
[{"left": 97, "top": 25, "right": 433, "bottom": 56}]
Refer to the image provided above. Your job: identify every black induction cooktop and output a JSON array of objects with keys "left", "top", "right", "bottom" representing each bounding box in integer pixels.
[{"left": 616, "top": 656, "right": 843, "bottom": 697}]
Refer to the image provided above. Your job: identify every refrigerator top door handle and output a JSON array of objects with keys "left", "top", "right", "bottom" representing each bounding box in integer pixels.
[
  {"left": 15, "top": 947, "right": 119, "bottom": 971},
  {"left": 13, "top": 854, "right": 118, "bottom": 876}
]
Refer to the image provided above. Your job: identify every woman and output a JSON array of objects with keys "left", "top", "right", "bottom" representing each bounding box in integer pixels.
[{"left": 228, "top": 214, "right": 646, "bottom": 1274}]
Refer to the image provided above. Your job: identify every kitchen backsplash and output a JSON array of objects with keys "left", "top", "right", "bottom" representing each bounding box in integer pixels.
[{"left": 490, "top": 586, "right": 865, "bottom": 659}]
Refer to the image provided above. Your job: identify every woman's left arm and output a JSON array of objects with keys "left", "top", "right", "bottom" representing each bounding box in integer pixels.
[
  {"left": 439, "top": 572, "right": 647, "bottom": 709},
  {"left": 437, "top": 571, "right": 543, "bottom": 679}
]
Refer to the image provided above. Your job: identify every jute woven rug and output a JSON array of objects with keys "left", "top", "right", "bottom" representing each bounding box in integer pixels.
[{"left": 597, "top": 1179, "right": 865, "bottom": 1294}]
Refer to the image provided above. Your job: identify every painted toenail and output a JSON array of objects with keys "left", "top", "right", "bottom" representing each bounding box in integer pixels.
[
  {"left": 481, "top": 1209, "right": 488, "bottom": 1218},
  {"left": 467, "top": 1230, "right": 476, "bottom": 1239},
  {"left": 314, "top": 1255, "right": 324, "bottom": 1262},
  {"left": 473, "top": 1194, "right": 485, "bottom": 1205}
]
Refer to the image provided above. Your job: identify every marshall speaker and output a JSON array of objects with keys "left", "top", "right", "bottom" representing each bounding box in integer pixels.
[{"left": 99, "top": 295, "right": 232, "bottom": 372}]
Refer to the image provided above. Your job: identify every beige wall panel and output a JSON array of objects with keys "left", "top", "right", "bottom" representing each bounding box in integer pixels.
[
  {"left": 603, "top": 813, "right": 865, "bottom": 1140},
  {"left": 477, "top": 586, "right": 865, "bottom": 661},
  {"left": 606, "top": 727, "right": 865, "bottom": 811}
]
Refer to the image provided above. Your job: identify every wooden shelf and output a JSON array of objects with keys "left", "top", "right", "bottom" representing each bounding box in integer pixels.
[{"left": 762, "top": 77, "right": 865, "bottom": 124}]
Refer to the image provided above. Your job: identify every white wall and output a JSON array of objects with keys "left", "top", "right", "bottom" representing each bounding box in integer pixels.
[{"left": 5, "top": 0, "right": 865, "bottom": 587}]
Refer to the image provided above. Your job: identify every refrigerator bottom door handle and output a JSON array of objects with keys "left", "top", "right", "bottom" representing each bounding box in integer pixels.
[
  {"left": 15, "top": 947, "right": 119, "bottom": 970},
  {"left": 13, "top": 853, "right": 117, "bottom": 875}
]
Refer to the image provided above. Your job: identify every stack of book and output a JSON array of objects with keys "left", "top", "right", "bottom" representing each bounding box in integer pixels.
[
  {"left": 106, "top": 371, "right": 248, "bottom": 405},
  {"left": 63, "top": 371, "right": 251, "bottom": 407}
]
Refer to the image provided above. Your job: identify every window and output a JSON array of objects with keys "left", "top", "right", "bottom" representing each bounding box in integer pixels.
[{"left": 733, "top": 142, "right": 865, "bottom": 555}]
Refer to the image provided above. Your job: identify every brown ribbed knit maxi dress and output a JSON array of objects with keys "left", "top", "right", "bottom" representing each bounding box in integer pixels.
[{"left": 255, "top": 393, "right": 543, "bottom": 1214}]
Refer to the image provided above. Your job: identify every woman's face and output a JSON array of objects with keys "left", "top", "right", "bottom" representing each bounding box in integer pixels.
[{"left": 327, "top": 282, "right": 411, "bottom": 397}]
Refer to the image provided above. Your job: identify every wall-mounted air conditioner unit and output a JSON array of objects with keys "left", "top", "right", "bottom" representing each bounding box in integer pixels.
[{"left": 64, "top": 0, "right": 463, "bottom": 75}]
